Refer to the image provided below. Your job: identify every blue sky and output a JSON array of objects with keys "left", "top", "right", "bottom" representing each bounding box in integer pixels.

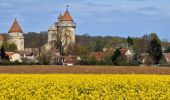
[{"left": 0, "top": 0, "right": 170, "bottom": 40}]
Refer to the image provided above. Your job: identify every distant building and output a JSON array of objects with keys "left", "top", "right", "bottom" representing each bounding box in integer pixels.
[
  {"left": 5, "top": 52, "right": 22, "bottom": 62},
  {"left": 8, "top": 19, "right": 24, "bottom": 51},
  {"left": 62, "top": 55, "right": 79, "bottom": 66},
  {"left": 164, "top": 53, "right": 170, "bottom": 63},
  {"left": 18, "top": 50, "right": 36, "bottom": 62},
  {"left": 119, "top": 48, "right": 133, "bottom": 59},
  {"left": 91, "top": 48, "right": 115, "bottom": 60},
  {"left": 45, "top": 5, "right": 76, "bottom": 51}
]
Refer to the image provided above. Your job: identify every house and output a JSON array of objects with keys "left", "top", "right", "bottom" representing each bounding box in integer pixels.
[
  {"left": 5, "top": 52, "right": 22, "bottom": 62},
  {"left": 91, "top": 48, "right": 115, "bottom": 60},
  {"left": 164, "top": 53, "right": 170, "bottom": 63},
  {"left": 119, "top": 48, "right": 134, "bottom": 60},
  {"left": 91, "top": 52, "right": 105, "bottom": 60},
  {"left": 18, "top": 50, "right": 35, "bottom": 59},
  {"left": 62, "top": 55, "right": 78, "bottom": 66}
]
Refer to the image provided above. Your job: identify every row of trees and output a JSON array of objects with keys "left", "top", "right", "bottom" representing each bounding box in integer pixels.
[
  {"left": 0, "top": 32, "right": 168, "bottom": 66},
  {"left": 74, "top": 33, "right": 165, "bottom": 66}
]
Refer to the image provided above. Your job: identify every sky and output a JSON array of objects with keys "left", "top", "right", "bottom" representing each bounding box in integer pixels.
[{"left": 0, "top": 0, "right": 170, "bottom": 40}]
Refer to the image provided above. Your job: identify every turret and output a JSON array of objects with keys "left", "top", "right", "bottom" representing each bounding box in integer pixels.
[{"left": 8, "top": 19, "right": 24, "bottom": 51}]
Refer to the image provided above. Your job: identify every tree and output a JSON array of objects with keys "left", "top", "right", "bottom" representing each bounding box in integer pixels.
[
  {"left": 94, "top": 39, "right": 105, "bottom": 52},
  {"left": 165, "top": 46, "right": 170, "bottom": 53},
  {"left": 1, "top": 46, "right": 6, "bottom": 59},
  {"left": 66, "top": 44, "right": 88, "bottom": 56},
  {"left": 127, "top": 36, "right": 133, "bottom": 47},
  {"left": 1, "top": 42, "right": 17, "bottom": 52},
  {"left": 54, "top": 27, "right": 73, "bottom": 55},
  {"left": 55, "top": 38, "right": 64, "bottom": 55},
  {"left": 147, "top": 33, "right": 163, "bottom": 64},
  {"left": 130, "top": 53, "right": 139, "bottom": 66},
  {"left": 133, "top": 35, "right": 150, "bottom": 54},
  {"left": 111, "top": 49, "right": 121, "bottom": 65},
  {"left": 0, "top": 46, "right": 9, "bottom": 62}
]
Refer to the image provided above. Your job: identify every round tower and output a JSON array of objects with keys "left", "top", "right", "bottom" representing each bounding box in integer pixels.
[
  {"left": 8, "top": 19, "right": 24, "bottom": 51},
  {"left": 55, "top": 5, "right": 76, "bottom": 45},
  {"left": 48, "top": 25, "right": 57, "bottom": 42}
]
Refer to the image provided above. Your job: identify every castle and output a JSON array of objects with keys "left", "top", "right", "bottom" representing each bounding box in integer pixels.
[
  {"left": 45, "top": 6, "right": 76, "bottom": 51},
  {"left": 1, "top": 6, "right": 76, "bottom": 53}
]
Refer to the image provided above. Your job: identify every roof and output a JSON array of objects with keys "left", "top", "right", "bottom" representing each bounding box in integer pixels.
[
  {"left": 91, "top": 52, "right": 105, "bottom": 60},
  {"left": 58, "top": 13, "right": 62, "bottom": 19},
  {"left": 60, "top": 10, "right": 73, "bottom": 21},
  {"left": 18, "top": 50, "right": 35, "bottom": 56},
  {"left": 164, "top": 53, "right": 170, "bottom": 61},
  {"left": 61, "top": 55, "right": 77, "bottom": 64},
  {"left": 8, "top": 19, "right": 23, "bottom": 33},
  {"left": 0, "top": 35, "right": 4, "bottom": 41},
  {"left": 5, "top": 52, "right": 14, "bottom": 59},
  {"left": 63, "top": 59, "right": 74, "bottom": 64},
  {"left": 119, "top": 48, "right": 128, "bottom": 55}
]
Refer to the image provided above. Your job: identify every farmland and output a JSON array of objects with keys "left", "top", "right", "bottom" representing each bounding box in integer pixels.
[
  {"left": 0, "top": 74, "right": 170, "bottom": 99},
  {"left": 0, "top": 65, "right": 170, "bottom": 74}
]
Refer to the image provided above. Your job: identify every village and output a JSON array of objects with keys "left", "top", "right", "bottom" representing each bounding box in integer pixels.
[{"left": 0, "top": 6, "right": 170, "bottom": 66}]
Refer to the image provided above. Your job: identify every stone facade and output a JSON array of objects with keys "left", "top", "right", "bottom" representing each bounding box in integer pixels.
[{"left": 8, "top": 19, "right": 24, "bottom": 51}]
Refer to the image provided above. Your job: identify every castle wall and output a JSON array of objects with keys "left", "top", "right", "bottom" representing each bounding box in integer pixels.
[{"left": 8, "top": 32, "right": 24, "bottom": 51}]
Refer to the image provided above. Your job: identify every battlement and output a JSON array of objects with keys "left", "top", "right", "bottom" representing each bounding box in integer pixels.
[{"left": 55, "top": 21, "right": 76, "bottom": 28}]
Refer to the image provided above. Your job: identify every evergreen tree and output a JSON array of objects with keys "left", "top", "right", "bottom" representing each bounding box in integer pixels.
[
  {"left": 111, "top": 49, "right": 121, "bottom": 65},
  {"left": 131, "top": 53, "right": 139, "bottom": 66},
  {"left": 127, "top": 36, "right": 134, "bottom": 47},
  {"left": 147, "top": 34, "right": 163, "bottom": 64},
  {"left": 1, "top": 46, "right": 6, "bottom": 59},
  {"left": 0, "top": 46, "right": 9, "bottom": 62}
]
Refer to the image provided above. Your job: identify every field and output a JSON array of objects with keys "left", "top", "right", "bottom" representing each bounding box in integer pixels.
[
  {"left": 0, "top": 65, "right": 170, "bottom": 74},
  {"left": 0, "top": 74, "right": 170, "bottom": 99},
  {"left": 0, "top": 66, "right": 170, "bottom": 99}
]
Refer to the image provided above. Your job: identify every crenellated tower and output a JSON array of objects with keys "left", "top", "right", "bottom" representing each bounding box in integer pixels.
[{"left": 47, "top": 5, "right": 76, "bottom": 50}]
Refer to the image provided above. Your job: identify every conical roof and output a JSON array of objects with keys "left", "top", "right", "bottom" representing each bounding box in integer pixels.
[
  {"left": 61, "top": 10, "right": 73, "bottom": 21},
  {"left": 8, "top": 19, "right": 23, "bottom": 33},
  {"left": 58, "top": 13, "right": 62, "bottom": 19}
]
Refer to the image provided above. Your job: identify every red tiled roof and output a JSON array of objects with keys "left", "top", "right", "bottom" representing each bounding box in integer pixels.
[
  {"left": 64, "top": 59, "right": 74, "bottom": 64},
  {"left": 63, "top": 56, "right": 77, "bottom": 64},
  {"left": 91, "top": 52, "right": 105, "bottom": 60},
  {"left": 60, "top": 10, "right": 73, "bottom": 21},
  {"left": 5, "top": 52, "right": 14, "bottom": 59},
  {"left": 58, "top": 13, "right": 62, "bottom": 19},
  {"left": 8, "top": 19, "right": 23, "bottom": 33}
]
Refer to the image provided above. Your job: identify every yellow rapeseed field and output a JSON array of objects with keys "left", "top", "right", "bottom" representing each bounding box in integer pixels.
[{"left": 0, "top": 74, "right": 170, "bottom": 100}]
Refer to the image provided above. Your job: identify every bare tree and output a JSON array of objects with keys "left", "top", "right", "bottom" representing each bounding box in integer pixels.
[{"left": 55, "top": 27, "right": 73, "bottom": 55}]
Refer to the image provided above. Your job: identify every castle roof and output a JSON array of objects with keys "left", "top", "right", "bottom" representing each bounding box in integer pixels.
[
  {"left": 58, "top": 13, "right": 62, "bottom": 19},
  {"left": 60, "top": 9, "right": 73, "bottom": 21},
  {"left": 8, "top": 19, "right": 23, "bottom": 33}
]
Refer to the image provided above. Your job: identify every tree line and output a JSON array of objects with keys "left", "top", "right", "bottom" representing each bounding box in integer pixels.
[{"left": 1, "top": 32, "right": 170, "bottom": 66}]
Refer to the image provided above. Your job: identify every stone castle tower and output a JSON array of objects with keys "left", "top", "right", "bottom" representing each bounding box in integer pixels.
[
  {"left": 8, "top": 19, "right": 24, "bottom": 51},
  {"left": 47, "top": 6, "right": 76, "bottom": 51}
]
